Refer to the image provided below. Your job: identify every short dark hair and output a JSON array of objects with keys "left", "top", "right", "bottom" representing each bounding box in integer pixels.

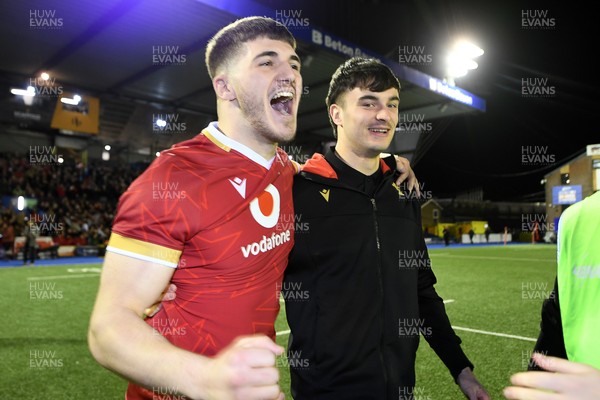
[
  {"left": 205, "top": 16, "right": 296, "bottom": 79},
  {"left": 326, "top": 57, "right": 401, "bottom": 137}
]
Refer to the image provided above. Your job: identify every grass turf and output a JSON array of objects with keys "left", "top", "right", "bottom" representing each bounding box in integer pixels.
[{"left": 0, "top": 244, "right": 557, "bottom": 399}]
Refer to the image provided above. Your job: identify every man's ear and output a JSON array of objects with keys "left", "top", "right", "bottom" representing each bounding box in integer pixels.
[
  {"left": 213, "top": 73, "right": 236, "bottom": 101},
  {"left": 330, "top": 103, "right": 343, "bottom": 128}
]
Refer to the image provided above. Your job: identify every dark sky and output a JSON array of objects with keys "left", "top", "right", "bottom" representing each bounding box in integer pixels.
[{"left": 257, "top": 0, "right": 599, "bottom": 201}]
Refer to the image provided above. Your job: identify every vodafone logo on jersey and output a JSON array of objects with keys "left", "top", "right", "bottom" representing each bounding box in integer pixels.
[
  {"left": 241, "top": 184, "right": 290, "bottom": 258},
  {"left": 249, "top": 184, "right": 280, "bottom": 228}
]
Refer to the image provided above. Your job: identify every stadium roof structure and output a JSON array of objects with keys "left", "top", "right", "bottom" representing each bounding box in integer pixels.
[{"left": 0, "top": 0, "right": 485, "bottom": 163}]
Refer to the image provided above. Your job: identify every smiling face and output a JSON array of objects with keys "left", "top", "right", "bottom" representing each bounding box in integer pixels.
[
  {"left": 227, "top": 37, "right": 302, "bottom": 144},
  {"left": 330, "top": 86, "right": 399, "bottom": 158}
]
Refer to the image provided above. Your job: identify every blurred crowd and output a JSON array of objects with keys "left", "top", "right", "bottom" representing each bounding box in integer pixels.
[{"left": 0, "top": 153, "right": 147, "bottom": 257}]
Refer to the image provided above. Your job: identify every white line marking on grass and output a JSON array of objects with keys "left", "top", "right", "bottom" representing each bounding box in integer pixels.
[
  {"left": 274, "top": 324, "right": 536, "bottom": 342},
  {"left": 443, "top": 299, "right": 455, "bottom": 304},
  {"left": 67, "top": 267, "right": 101, "bottom": 273},
  {"left": 432, "top": 254, "right": 554, "bottom": 262},
  {"left": 452, "top": 326, "right": 536, "bottom": 342},
  {"left": 27, "top": 274, "right": 100, "bottom": 281}
]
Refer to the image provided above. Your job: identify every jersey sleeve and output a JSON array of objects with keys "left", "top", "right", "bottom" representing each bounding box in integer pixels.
[{"left": 106, "top": 160, "right": 194, "bottom": 268}]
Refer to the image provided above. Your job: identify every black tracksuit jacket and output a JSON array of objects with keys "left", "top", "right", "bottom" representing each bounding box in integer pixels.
[{"left": 283, "top": 150, "right": 473, "bottom": 399}]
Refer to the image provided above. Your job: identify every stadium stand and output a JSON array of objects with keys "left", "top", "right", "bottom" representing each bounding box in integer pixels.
[{"left": 0, "top": 153, "right": 147, "bottom": 260}]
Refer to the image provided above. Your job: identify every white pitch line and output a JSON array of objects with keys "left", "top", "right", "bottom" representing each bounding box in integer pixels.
[
  {"left": 275, "top": 325, "right": 535, "bottom": 342},
  {"left": 280, "top": 299, "right": 455, "bottom": 304},
  {"left": 452, "top": 326, "right": 536, "bottom": 342},
  {"left": 27, "top": 273, "right": 100, "bottom": 281},
  {"left": 431, "top": 254, "right": 554, "bottom": 262}
]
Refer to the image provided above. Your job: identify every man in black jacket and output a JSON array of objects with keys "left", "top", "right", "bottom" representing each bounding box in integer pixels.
[{"left": 283, "top": 57, "right": 489, "bottom": 399}]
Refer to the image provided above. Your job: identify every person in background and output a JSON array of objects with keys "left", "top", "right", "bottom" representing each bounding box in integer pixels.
[
  {"left": 507, "top": 191, "right": 600, "bottom": 399},
  {"left": 443, "top": 227, "right": 451, "bottom": 246},
  {"left": 22, "top": 219, "right": 38, "bottom": 265}
]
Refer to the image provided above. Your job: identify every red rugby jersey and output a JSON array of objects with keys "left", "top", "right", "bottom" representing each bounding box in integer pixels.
[{"left": 105, "top": 122, "right": 296, "bottom": 400}]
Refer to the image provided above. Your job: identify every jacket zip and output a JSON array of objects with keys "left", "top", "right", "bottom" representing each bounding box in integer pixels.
[
  {"left": 302, "top": 170, "right": 394, "bottom": 386},
  {"left": 370, "top": 197, "right": 388, "bottom": 385}
]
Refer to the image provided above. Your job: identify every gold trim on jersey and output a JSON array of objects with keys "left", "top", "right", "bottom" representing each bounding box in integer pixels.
[
  {"left": 203, "top": 129, "right": 231, "bottom": 152},
  {"left": 107, "top": 232, "right": 182, "bottom": 267}
]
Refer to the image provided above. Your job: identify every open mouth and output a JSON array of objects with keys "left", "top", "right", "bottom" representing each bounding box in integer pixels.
[
  {"left": 270, "top": 91, "right": 294, "bottom": 116},
  {"left": 368, "top": 127, "right": 390, "bottom": 135}
]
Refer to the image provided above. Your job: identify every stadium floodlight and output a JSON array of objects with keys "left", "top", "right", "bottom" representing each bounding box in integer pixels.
[
  {"left": 155, "top": 119, "right": 167, "bottom": 128},
  {"left": 41, "top": 72, "right": 50, "bottom": 81},
  {"left": 445, "top": 39, "right": 484, "bottom": 86},
  {"left": 17, "top": 196, "right": 25, "bottom": 211},
  {"left": 453, "top": 40, "right": 484, "bottom": 58},
  {"left": 11, "top": 86, "right": 36, "bottom": 105},
  {"left": 11, "top": 86, "right": 36, "bottom": 97},
  {"left": 61, "top": 94, "right": 81, "bottom": 105}
]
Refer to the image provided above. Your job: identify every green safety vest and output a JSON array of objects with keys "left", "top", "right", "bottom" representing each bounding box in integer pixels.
[{"left": 557, "top": 191, "right": 600, "bottom": 369}]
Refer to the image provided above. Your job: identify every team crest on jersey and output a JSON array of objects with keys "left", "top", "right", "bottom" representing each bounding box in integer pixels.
[{"left": 249, "top": 184, "right": 280, "bottom": 228}]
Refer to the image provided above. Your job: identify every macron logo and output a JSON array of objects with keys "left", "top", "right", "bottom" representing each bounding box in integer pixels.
[{"left": 229, "top": 177, "right": 247, "bottom": 198}]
